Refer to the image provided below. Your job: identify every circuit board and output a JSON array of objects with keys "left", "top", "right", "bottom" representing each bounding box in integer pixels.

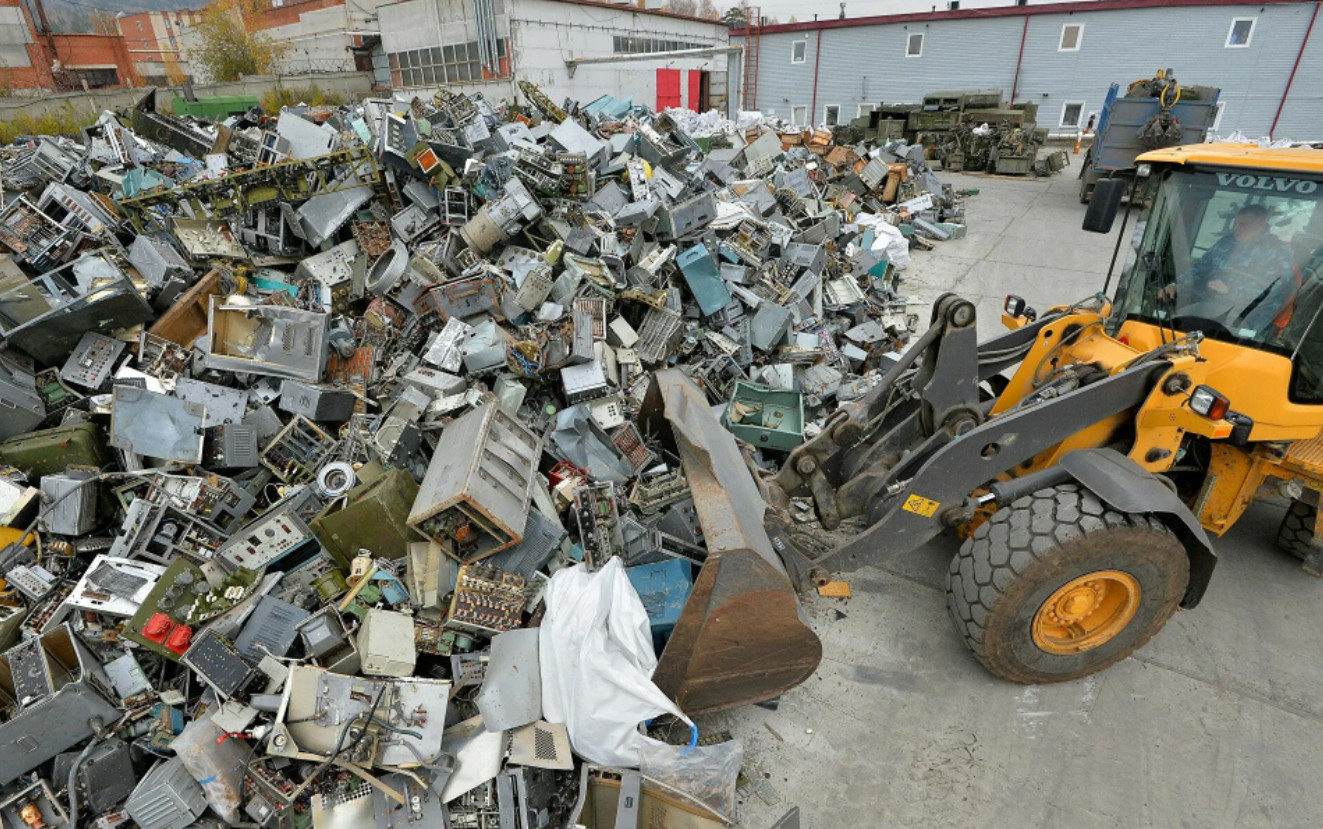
[
  {"left": 572, "top": 483, "right": 624, "bottom": 571},
  {"left": 445, "top": 564, "right": 525, "bottom": 636}
]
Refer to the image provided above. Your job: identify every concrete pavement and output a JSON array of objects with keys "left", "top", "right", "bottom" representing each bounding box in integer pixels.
[{"left": 703, "top": 154, "right": 1323, "bottom": 829}]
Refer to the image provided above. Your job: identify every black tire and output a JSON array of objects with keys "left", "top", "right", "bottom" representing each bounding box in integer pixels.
[
  {"left": 1277, "top": 494, "right": 1319, "bottom": 561},
  {"left": 946, "top": 484, "right": 1189, "bottom": 683}
]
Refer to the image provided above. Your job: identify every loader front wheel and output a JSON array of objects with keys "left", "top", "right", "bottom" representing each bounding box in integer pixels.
[{"left": 946, "top": 484, "right": 1188, "bottom": 683}]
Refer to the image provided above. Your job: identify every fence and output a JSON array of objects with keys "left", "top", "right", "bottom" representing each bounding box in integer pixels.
[{"left": 0, "top": 71, "right": 377, "bottom": 124}]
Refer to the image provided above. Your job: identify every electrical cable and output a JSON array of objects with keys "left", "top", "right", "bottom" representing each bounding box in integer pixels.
[
  {"left": 13, "top": 467, "right": 200, "bottom": 554},
  {"left": 285, "top": 684, "right": 387, "bottom": 802},
  {"left": 1159, "top": 79, "right": 1181, "bottom": 111},
  {"left": 1029, "top": 320, "right": 1103, "bottom": 388},
  {"left": 65, "top": 732, "right": 103, "bottom": 827},
  {"left": 371, "top": 717, "right": 423, "bottom": 740}
]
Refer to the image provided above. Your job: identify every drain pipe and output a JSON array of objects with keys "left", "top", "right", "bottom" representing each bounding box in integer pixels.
[
  {"left": 1009, "top": 15, "right": 1029, "bottom": 105},
  {"left": 1270, "top": 1, "right": 1319, "bottom": 139},
  {"left": 810, "top": 28, "right": 823, "bottom": 126}
]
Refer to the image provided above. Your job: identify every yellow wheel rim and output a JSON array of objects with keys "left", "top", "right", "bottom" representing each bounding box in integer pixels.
[{"left": 1032, "top": 570, "right": 1141, "bottom": 654}]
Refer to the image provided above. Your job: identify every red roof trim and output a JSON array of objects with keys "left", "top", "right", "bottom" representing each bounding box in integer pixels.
[
  {"left": 732, "top": 0, "right": 1311, "bottom": 36},
  {"left": 530, "top": 0, "right": 729, "bottom": 27}
]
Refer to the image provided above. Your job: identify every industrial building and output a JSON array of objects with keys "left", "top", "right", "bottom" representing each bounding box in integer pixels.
[
  {"left": 116, "top": 10, "right": 204, "bottom": 87},
  {"left": 733, "top": 0, "right": 1321, "bottom": 138},
  {"left": 175, "top": 0, "right": 393, "bottom": 82},
  {"left": 0, "top": 0, "right": 140, "bottom": 91},
  {"left": 377, "top": 0, "right": 734, "bottom": 114}
]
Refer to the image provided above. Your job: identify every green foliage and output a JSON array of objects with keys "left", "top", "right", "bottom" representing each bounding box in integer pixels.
[
  {"left": 259, "top": 86, "right": 348, "bottom": 112},
  {"left": 0, "top": 105, "right": 95, "bottom": 144},
  {"left": 194, "top": 0, "right": 287, "bottom": 83}
]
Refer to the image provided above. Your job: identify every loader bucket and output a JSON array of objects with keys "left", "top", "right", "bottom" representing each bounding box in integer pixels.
[{"left": 642, "top": 370, "right": 823, "bottom": 715}]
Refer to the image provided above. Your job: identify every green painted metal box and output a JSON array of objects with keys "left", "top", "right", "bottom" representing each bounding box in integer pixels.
[
  {"left": 995, "top": 154, "right": 1036, "bottom": 176},
  {"left": 720, "top": 382, "right": 805, "bottom": 451},
  {"left": 170, "top": 95, "right": 259, "bottom": 121},
  {"left": 0, "top": 422, "right": 110, "bottom": 481},
  {"left": 907, "top": 111, "right": 961, "bottom": 132},
  {"left": 312, "top": 468, "right": 420, "bottom": 567}
]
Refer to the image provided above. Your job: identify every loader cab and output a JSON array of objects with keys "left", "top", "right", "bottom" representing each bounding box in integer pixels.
[{"left": 1103, "top": 147, "right": 1323, "bottom": 430}]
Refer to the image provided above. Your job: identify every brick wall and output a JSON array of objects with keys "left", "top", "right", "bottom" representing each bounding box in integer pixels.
[
  {"left": 0, "top": 0, "right": 141, "bottom": 91},
  {"left": 253, "top": 0, "right": 345, "bottom": 30}
]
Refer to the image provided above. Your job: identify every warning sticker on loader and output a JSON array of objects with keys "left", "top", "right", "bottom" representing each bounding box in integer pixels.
[{"left": 903, "top": 494, "right": 940, "bottom": 517}]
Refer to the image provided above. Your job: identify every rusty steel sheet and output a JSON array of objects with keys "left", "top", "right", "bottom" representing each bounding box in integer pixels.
[{"left": 643, "top": 369, "right": 822, "bottom": 715}]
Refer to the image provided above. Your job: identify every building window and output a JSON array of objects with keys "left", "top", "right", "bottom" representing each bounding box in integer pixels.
[
  {"left": 1059, "top": 100, "right": 1085, "bottom": 128},
  {"left": 823, "top": 105, "right": 839, "bottom": 126},
  {"left": 136, "top": 21, "right": 143, "bottom": 31},
  {"left": 389, "top": 39, "right": 510, "bottom": 87},
  {"left": 1059, "top": 23, "right": 1083, "bottom": 51},
  {"left": 906, "top": 32, "right": 924, "bottom": 58},
  {"left": 1211, "top": 101, "right": 1226, "bottom": 131},
  {"left": 614, "top": 36, "right": 710, "bottom": 54},
  {"left": 791, "top": 40, "right": 806, "bottom": 63},
  {"left": 791, "top": 105, "right": 807, "bottom": 126},
  {"left": 947, "top": 1, "right": 959, "bottom": 9},
  {"left": 1226, "top": 17, "right": 1255, "bottom": 47},
  {"left": 77, "top": 68, "right": 119, "bottom": 88},
  {"left": 858, "top": 103, "right": 871, "bottom": 118}
]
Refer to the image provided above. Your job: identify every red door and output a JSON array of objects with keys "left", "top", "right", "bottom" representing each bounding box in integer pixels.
[
  {"left": 656, "top": 68, "right": 681, "bottom": 110},
  {"left": 687, "top": 70, "right": 701, "bottom": 112}
]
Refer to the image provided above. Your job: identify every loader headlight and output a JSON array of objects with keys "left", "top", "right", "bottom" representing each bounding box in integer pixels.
[
  {"left": 1189, "top": 385, "right": 1230, "bottom": 420},
  {"left": 1135, "top": 163, "right": 1152, "bottom": 178}
]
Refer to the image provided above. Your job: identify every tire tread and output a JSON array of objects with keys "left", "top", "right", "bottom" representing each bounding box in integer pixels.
[
  {"left": 947, "top": 484, "right": 1182, "bottom": 683},
  {"left": 1277, "top": 497, "right": 1317, "bottom": 561}
]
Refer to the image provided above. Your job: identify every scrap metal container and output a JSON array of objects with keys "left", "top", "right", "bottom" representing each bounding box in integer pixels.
[
  {"left": 124, "top": 756, "right": 207, "bottom": 829},
  {"left": 169, "top": 95, "right": 259, "bottom": 121},
  {"left": 994, "top": 154, "right": 1036, "bottom": 176},
  {"left": 313, "top": 468, "right": 419, "bottom": 566},
  {"left": 1081, "top": 78, "right": 1220, "bottom": 201},
  {"left": 0, "top": 422, "right": 110, "bottom": 480},
  {"left": 720, "top": 382, "right": 805, "bottom": 451},
  {"left": 0, "top": 625, "right": 122, "bottom": 785},
  {"left": 408, "top": 403, "right": 542, "bottom": 562}
]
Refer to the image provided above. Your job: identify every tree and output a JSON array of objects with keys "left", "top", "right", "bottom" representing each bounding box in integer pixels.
[
  {"left": 788, "top": 14, "right": 798, "bottom": 22},
  {"left": 696, "top": 0, "right": 720, "bottom": 19},
  {"left": 721, "top": 6, "right": 747, "bottom": 27},
  {"left": 193, "top": 0, "right": 286, "bottom": 83},
  {"left": 664, "top": 0, "right": 698, "bottom": 15},
  {"left": 89, "top": 10, "right": 118, "bottom": 36}
]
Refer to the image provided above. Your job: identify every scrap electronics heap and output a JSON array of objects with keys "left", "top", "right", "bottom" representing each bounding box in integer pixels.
[{"left": 0, "top": 84, "right": 965, "bottom": 828}]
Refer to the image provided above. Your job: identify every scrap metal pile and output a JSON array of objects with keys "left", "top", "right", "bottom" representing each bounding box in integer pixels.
[
  {"left": 0, "top": 85, "right": 961, "bottom": 828},
  {"left": 847, "top": 88, "right": 1069, "bottom": 176}
]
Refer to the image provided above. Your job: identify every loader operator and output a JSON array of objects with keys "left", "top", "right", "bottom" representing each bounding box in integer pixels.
[{"left": 1158, "top": 203, "right": 1297, "bottom": 333}]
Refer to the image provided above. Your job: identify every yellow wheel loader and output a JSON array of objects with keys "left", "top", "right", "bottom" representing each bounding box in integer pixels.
[{"left": 646, "top": 144, "right": 1323, "bottom": 712}]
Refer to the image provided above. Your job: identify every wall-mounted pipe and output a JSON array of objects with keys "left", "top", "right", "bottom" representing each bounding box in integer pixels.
[
  {"left": 1009, "top": 14, "right": 1029, "bottom": 105},
  {"left": 1270, "top": 1, "right": 1319, "bottom": 138},
  {"left": 809, "top": 28, "right": 823, "bottom": 126}
]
